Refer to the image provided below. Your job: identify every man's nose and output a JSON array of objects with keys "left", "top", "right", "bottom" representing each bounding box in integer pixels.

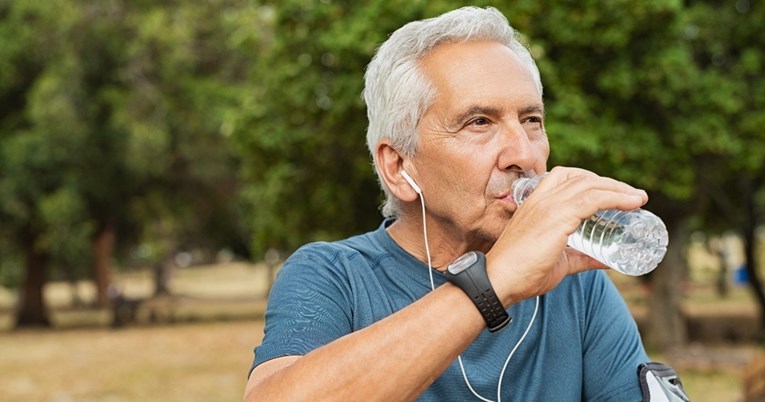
[{"left": 496, "top": 122, "right": 539, "bottom": 173}]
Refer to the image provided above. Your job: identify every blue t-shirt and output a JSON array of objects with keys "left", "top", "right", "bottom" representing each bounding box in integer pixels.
[{"left": 252, "top": 220, "right": 649, "bottom": 401}]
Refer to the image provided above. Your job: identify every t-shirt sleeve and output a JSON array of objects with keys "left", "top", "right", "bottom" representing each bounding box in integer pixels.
[
  {"left": 250, "top": 244, "right": 354, "bottom": 371},
  {"left": 581, "top": 271, "right": 650, "bottom": 401}
]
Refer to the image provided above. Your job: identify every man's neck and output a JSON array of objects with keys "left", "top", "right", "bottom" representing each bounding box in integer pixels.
[{"left": 386, "top": 215, "right": 492, "bottom": 272}]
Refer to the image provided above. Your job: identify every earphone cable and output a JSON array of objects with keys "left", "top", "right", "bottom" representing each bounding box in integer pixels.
[{"left": 416, "top": 190, "right": 539, "bottom": 402}]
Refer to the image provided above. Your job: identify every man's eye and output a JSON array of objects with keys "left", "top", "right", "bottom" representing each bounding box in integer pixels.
[
  {"left": 469, "top": 117, "right": 490, "bottom": 126},
  {"left": 524, "top": 116, "right": 543, "bottom": 124}
]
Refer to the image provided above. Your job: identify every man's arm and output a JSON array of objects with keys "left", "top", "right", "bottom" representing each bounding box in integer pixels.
[{"left": 244, "top": 282, "right": 488, "bottom": 401}]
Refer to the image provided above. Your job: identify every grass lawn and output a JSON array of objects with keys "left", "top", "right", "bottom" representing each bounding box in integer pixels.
[
  {"left": 0, "top": 262, "right": 761, "bottom": 401},
  {"left": 0, "top": 318, "right": 753, "bottom": 401},
  {"left": 0, "top": 320, "right": 263, "bottom": 402}
]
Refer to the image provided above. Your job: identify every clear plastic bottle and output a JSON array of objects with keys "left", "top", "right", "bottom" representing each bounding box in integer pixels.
[{"left": 512, "top": 173, "right": 669, "bottom": 276}]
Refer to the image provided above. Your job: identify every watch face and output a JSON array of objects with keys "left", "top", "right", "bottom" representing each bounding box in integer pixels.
[{"left": 447, "top": 251, "right": 478, "bottom": 275}]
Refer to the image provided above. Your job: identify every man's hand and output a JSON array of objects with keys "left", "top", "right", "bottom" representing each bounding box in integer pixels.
[{"left": 486, "top": 166, "right": 648, "bottom": 304}]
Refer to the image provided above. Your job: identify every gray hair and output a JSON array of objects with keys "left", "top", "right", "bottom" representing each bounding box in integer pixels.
[{"left": 363, "top": 6, "right": 543, "bottom": 217}]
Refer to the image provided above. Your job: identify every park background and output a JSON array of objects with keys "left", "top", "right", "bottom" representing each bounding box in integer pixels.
[{"left": 0, "top": 0, "right": 764, "bottom": 401}]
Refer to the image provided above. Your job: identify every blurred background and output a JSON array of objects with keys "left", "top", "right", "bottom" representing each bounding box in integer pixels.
[{"left": 0, "top": 0, "right": 763, "bottom": 401}]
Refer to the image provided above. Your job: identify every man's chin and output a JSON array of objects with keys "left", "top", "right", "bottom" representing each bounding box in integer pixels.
[{"left": 476, "top": 215, "right": 512, "bottom": 243}]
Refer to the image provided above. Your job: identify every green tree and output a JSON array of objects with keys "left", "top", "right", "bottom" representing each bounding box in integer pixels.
[
  {"left": 0, "top": 0, "right": 95, "bottom": 326},
  {"left": 0, "top": 0, "right": 253, "bottom": 327},
  {"left": 681, "top": 0, "right": 765, "bottom": 335}
]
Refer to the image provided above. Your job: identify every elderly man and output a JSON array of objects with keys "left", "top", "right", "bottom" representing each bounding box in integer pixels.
[{"left": 244, "top": 6, "right": 687, "bottom": 401}]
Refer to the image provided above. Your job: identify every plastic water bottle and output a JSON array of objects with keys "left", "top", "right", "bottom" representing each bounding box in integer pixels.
[{"left": 512, "top": 173, "right": 669, "bottom": 276}]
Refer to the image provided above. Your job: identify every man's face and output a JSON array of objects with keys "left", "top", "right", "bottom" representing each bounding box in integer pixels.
[{"left": 412, "top": 40, "right": 550, "bottom": 244}]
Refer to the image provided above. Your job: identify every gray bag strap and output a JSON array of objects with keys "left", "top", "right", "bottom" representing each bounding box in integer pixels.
[{"left": 638, "top": 362, "right": 690, "bottom": 402}]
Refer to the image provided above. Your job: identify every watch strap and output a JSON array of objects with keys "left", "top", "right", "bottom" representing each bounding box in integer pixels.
[{"left": 444, "top": 252, "right": 511, "bottom": 333}]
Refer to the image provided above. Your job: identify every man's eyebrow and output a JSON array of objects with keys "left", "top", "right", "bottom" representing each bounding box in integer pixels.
[
  {"left": 449, "top": 105, "right": 502, "bottom": 126},
  {"left": 520, "top": 104, "right": 546, "bottom": 116},
  {"left": 447, "top": 104, "right": 546, "bottom": 127}
]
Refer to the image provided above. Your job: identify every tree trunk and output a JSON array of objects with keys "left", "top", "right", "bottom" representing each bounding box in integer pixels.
[
  {"left": 709, "top": 238, "right": 729, "bottom": 298},
  {"left": 741, "top": 178, "right": 765, "bottom": 338},
  {"left": 15, "top": 240, "right": 51, "bottom": 328},
  {"left": 153, "top": 260, "right": 172, "bottom": 296},
  {"left": 715, "top": 258, "right": 729, "bottom": 298},
  {"left": 646, "top": 217, "right": 688, "bottom": 350},
  {"left": 92, "top": 220, "right": 116, "bottom": 307}
]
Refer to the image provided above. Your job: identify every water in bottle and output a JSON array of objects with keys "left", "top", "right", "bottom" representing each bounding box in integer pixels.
[{"left": 512, "top": 173, "right": 668, "bottom": 276}]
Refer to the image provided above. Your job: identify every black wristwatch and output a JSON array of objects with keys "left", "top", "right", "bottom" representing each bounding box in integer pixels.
[{"left": 443, "top": 251, "right": 511, "bottom": 333}]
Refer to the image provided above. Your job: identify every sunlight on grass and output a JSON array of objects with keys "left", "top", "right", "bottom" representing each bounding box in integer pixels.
[
  {"left": 0, "top": 321, "right": 263, "bottom": 402},
  {"left": 0, "top": 261, "right": 761, "bottom": 401},
  {"left": 681, "top": 369, "right": 743, "bottom": 402}
]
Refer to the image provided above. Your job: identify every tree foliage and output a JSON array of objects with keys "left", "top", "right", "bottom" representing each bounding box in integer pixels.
[
  {"left": 0, "top": 0, "right": 255, "bottom": 325},
  {"left": 1, "top": 0, "right": 764, "bottom": 335}
]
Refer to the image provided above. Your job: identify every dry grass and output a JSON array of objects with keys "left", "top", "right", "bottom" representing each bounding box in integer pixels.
[
  {"left": 0, "top": 318, "right": 752, "bottom": 402},
  {"left": 0, "top": 262, "right": 269, "bottom": 401},
  {"left": 0, "top": 320, "right": 264, "bottom": 402},
  {"left": 0, "top": 261, "right": 760, "bottom": 401},
  {"left": 680, "top": 368, "right": 746, "bottom": 402}
]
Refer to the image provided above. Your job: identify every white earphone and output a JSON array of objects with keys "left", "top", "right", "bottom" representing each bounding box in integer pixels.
[
  {"left": 400, "top": 170, "right": 538, "bottom": 402},
  {"left": 401, "top": 170, "right": 422, "bottom": 194}
]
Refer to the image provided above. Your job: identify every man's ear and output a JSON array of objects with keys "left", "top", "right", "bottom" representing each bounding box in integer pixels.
[{"left": 375, "top": 141, "right": 420, "bottom": 202}]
